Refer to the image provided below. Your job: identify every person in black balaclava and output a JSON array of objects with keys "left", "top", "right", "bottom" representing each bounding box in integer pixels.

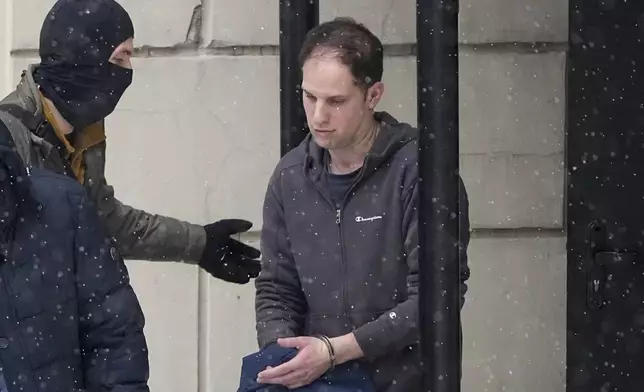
[
  {"left": 34, "top": 0, "right": 135, "bottom": 131},
  {"left": 0, "top": 0, "right": 261, "bottom": 285}
]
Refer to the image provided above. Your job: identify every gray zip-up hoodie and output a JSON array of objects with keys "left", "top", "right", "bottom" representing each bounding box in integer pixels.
[{"left": 255, "top": 112, "right": 470, "bottom": 392}]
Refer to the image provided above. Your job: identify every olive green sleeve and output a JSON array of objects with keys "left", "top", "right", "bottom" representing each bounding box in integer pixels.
[{"left": 83, "top": 142, "right": 207, "bottom": 262}]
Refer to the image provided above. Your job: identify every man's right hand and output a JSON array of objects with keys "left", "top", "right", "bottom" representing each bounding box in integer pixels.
[{"left": 199, "top": 219, "right": 261, "bottom": 284}]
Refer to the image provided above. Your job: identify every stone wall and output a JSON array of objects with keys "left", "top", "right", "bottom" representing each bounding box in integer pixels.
[{"left": 1, "top": 0, "right": 568, "bottom": 390}]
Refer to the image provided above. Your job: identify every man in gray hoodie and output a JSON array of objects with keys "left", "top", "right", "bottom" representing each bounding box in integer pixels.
[{"left": 254, "top": 17, "right": 471, "bottom": 392}]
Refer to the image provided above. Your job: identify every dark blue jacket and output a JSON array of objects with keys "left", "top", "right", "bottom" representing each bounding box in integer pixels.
[
  {"left": 0, "top": 166, "right": 149, "bottom": 392},
  {"left": 238, "top": 344, "right": 375, "bottom": 392}
]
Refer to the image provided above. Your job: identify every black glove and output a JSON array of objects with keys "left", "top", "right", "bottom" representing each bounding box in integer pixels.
[{"left": 199, "top": 219, "right": 262, "bottom": 284}]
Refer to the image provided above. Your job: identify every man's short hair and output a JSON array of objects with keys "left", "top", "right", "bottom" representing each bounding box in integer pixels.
[{"left": 298, "top": 17, "right": 384, "bottom": 89}]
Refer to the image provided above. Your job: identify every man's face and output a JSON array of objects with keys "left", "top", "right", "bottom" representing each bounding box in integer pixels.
[
  {"left": 301, "top": 56, "right": 382, "bottom": 151},
  {"left": 109, "top": 38, "right": 134, "bottom": 69}
]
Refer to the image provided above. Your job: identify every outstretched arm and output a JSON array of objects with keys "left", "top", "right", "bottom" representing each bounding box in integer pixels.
[{"left": 83, "top": 142, "right": 206, "bottom": 262}]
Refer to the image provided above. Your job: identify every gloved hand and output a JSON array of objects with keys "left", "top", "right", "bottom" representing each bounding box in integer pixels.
[{"left": 199, "top": 219, "right": 261, "bottom": 284}]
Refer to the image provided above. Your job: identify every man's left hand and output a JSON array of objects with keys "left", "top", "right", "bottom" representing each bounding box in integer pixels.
[{"left": 256, "top": 336, "right": 331, "bottom": 389}]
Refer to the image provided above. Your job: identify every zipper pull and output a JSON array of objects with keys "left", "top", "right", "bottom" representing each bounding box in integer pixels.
[{"left": 336, "top": 209, "right": 341, "bottom": 224}]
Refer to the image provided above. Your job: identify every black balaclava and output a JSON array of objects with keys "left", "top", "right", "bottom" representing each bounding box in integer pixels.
[{"left": 34, "top": 0, "right": 135, "bottom": 131}]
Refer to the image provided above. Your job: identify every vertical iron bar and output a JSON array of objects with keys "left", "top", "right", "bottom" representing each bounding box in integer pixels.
[
  {"left": 417, "top": 0, "right": 461, "bottom": 390},
  {"left": 279, "top": 0, "right": 319, "bottom": 157}
]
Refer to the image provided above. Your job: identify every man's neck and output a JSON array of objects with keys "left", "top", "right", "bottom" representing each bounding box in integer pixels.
[{"left": 328, "top": 119, "right": 379, "bottom": 175}]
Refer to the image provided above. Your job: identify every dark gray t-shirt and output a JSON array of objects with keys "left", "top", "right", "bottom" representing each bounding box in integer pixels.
[
  {"left": 324, "top": 151, "right": 361, "bottom": 207},
  {"left": 326, "top": 169, "right": 360, "bottom": 207}
]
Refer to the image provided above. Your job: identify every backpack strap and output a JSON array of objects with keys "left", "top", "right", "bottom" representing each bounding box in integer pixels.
[
  {"left": 0, "top": 104, "right": 77, "bottom": 181},
  {"left": 0, "top": 104, "right": 47, "bottom": 137}
]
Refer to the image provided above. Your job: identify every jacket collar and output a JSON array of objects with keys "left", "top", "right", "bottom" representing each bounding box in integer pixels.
[{"left": 15, "top": 64, "right": 46, "bottom": 126}]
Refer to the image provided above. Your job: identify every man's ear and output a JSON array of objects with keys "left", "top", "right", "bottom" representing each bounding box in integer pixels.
[{"left": 367, "top": 81, "right": 385, "bottom": 110}]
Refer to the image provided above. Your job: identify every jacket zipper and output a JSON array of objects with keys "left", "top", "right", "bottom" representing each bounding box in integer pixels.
[
  {"left": 336, "top": 206, "right": 348, "bottom": 319},
  {"left": 305, "top": 180, "right": 348, "bottom": 316},
  {"left": 307, "top": 156, "right": 371, "bottom": 324},
  {"left": 331, "top": 159, "right": 370, "bottom": 322}
]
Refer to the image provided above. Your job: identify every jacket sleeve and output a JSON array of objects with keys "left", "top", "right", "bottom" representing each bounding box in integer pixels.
[
  {"left": 352, "top": 176, "right": 471, "bottom": 361},
  {"left": 84, "top": 142, "right": 207, "bottom": 262},
  {"left": 254, "top": 178, "right": 308, "bottom": 348},
  {"left": 73, "top": 192, "right": 150, "bottom": 392}
]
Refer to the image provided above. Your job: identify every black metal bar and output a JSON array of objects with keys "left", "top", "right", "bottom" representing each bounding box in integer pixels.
[
  {"left": 279, "top": 0, "right": 319, "bottom": 157},
  {"left": 416, "top": 0, "right": 461, "bottom": 390}
]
